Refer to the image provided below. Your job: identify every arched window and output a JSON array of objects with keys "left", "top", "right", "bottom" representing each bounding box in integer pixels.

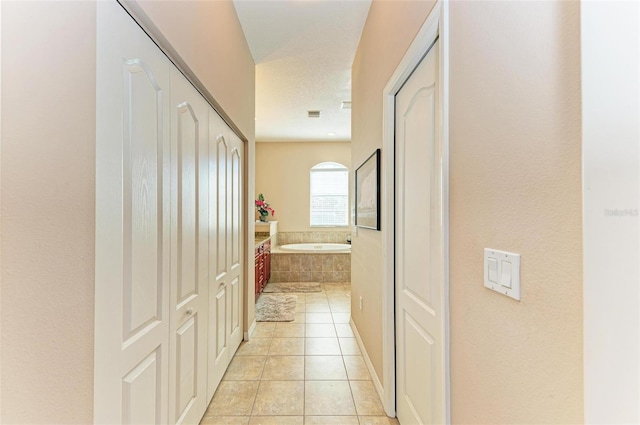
[{"left": 310, "top": 162, "right": 349, "bottom": 227}]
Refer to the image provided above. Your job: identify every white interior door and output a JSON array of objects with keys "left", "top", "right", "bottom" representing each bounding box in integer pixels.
[
  {"left": 395, "top": 39, "right": 445, "bottom": 425},
  {"left": 96, "top": 3, "right": 245, "bottom": 423},
  {"left": 206, "top": 111, "right": 244, "bottom": 402},
  {"left": 168, "top": 69, "right": 209, "bottom": 425},
  {"left": 95, "top": 2, "right": 171, "bottom": 423},
  {"left": 207, "top": 110, "right": 230, "bottom": 400},
  {"left": 228, "top": 131, "right": 244, "bottom": 354}
]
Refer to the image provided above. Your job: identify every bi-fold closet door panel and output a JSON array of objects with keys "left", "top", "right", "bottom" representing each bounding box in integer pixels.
[
  {"left": 228, "top": 131, "right": 244, "bottom": 355},
  {"left": 206, "top": 111, "right": 244, "bottom": 402},
  {"left": 95, "top": 2, "right": 243, "bottom": 424},
  {"left": 95, "top": 2, "right": 172, "bottom": 424},
  {"left": 207, "top": 111, "right": 230, "bottom": 400},
  {"left": 168, "top": 69, "right": 209, "bottom": 425}
]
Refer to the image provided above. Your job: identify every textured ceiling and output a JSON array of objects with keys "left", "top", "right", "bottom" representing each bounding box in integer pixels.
[{"left": 233, "top": 0, "right": 371, "bottom": 142}]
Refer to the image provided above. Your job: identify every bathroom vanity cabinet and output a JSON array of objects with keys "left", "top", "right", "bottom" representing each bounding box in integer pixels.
[{"left": 255, "top": 239, "right": 271, "bottom": 297}]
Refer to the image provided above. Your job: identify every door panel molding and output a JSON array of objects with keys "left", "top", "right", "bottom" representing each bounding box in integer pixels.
[
  {"left": 122, "top": 349, "right": 162, "bottom": 425},
  {"left": 175, "top": 316, "right": 197, "bottom": 422},
  {"left": 402, "top": 310, "right": 435, "bottom": 423},
  {"left": 122, "top": 59, "right": 164, "bottom": 344},
  {"left": 176, "top": 101, "right": 200, "bottom": 307},
  {"left": 216, "top": 136, "right": 228, "bottom": 280},
  {"left": 381, "top": 0, "right": 450, "bottom": 420},
  {"left": 231, "top": 148, "right": 241, "bottom": 270}
]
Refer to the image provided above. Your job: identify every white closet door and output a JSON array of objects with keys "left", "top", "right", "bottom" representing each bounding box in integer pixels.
[
  {"left": 168, "top": 69, "right": 209, "bottom": 425},
  {"left": 395, "top": 39, "right": 445, "bottom": 425},
  {"left": 96, "top": 3, "right": 245, "bottom": 423},
  {"left": 95, "top": 2, "right": 171, "bottom": 424},
  {"left": 207, "top": 109, "right": 230, "bottom": 400},
  {"left": 228, "top": 131, "right": 244, "bottom": 353},
  {"left": 206, "top": 110, "right": 243, "bottom": 402}
]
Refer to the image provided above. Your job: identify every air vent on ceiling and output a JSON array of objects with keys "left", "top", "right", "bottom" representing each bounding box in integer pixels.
[
  {"left": 341, "top": 101, "right": 352, "bottom": 110},
  {"left": 308, "top": 110, "right": 321, "bottom": 118}
]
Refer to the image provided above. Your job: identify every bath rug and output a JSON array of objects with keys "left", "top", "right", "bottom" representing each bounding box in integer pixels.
[
  {"left": 262, "top": 282, "right": 322, "bottom": 293},
  {"left": 255, "top": 294, "right": 297, "bottom": 322}
]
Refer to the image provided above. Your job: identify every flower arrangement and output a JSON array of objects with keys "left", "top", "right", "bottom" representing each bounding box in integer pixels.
[{"left": 255, "top": 193, "right": 275, "bottom": 221}]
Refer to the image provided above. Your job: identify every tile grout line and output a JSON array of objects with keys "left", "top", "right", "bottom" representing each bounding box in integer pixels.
[
  {"left": 338, "top": 295, "right": 361, "bottom": 422},
  {"left": 303, "top": 311, "right": 307, "bottom": 421},
  {"left": 207, "top": 284, "right": 394, "bottom": 425}
]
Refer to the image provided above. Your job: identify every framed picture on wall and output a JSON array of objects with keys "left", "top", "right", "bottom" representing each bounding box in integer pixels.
[{"left": 355, "top": 148, "right": 381, "bottom": 230}]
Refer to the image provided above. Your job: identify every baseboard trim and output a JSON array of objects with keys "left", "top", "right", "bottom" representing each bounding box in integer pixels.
[
  {"left": 350, "top": 319, "right": 385, "bottom": 404},
  {"left": 244, "top": 319, "right": 256, "bottom": 340}
]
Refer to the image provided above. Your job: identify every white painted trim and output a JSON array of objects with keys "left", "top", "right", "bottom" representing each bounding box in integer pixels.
[
  {"left": 350, "top": 320, "right": 384, "bottom": 403},
  {"left": 244, "top": 319, "right": 257, "bottom": 341},
  {"left": 441, "top": 3, "right": 451, "bottom": 421},
  {"left": 582, "top": 1, "right": 640, "bottom": 422},
  {"left": 381, "top": 1, "right": 450, "bottom": 421},
  {"left": 0, "top": 1, "right": 3, "bottom": 418}
]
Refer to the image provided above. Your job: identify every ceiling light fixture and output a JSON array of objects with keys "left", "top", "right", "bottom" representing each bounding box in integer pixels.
[
  {"left": 308, "top": 110, "right": 321, "bottom": 118},
  {"left": 328, "top": 132, "right": 336, "bottom": 136}
]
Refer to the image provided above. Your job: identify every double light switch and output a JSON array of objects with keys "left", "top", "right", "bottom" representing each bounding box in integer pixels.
[{"left": 484, "top": 248, "right": 521, "bottom": 300}]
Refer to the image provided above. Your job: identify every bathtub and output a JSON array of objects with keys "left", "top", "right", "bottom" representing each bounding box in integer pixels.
[
  {"left": 271, "top": 243, "right": 351, "bottom": 283},
  {"left": 279, "top": 243, "right": 351, "bottom": 253}
]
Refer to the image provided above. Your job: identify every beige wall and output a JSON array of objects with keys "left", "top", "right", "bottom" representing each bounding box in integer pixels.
[
  {"left": 0, "top": 1, "right": 255, "bottom": 422},
  {"left": 1, "top": 2, "right": 97, "bottom": 423},
  {"left": 132, "top": 0, "right": 255, "bottom": 139},
  {"left": 352, "top": 0, "right": 583, "bottom": 423},
  {"left": 449, "top": 2, "right": 582, "bottom": 422},
  {"left": 256, "top": 142, "right": 351, "bottom": 233},
  {"left": 351, "top": 0, "right": 437, "bottom": 388}
]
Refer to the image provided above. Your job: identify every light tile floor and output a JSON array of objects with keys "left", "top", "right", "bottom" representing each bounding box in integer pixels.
[{"left": 200, "top": 283, "right": 399, "bottom": 425}]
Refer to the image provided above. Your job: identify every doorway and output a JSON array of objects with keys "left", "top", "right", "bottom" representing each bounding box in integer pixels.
[{"left": 381, "top": 2, "right": 450, "bottom": 422}]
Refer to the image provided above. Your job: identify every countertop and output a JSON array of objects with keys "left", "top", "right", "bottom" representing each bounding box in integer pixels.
[{"left": 255, "top": 236, "right": 271, "bottom": 247}]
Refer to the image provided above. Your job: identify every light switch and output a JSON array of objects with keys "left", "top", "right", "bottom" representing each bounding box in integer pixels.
[
  {"left": 500, "top": 261, "right": 512, "bottom": 288},
  {"left": 488, "top": 258, "right": 498, "bottom": 283},
  {"left": 484, "top": 248, "right": 521, "bottom": 301}
]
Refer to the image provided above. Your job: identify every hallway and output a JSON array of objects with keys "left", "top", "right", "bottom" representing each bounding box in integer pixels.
[{"left": 200, "top": 283, "right": 398, "bottom": 425}]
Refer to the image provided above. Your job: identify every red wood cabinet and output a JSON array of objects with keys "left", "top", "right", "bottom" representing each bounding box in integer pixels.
[
  {"left": 255, "top": 239, "right": 271, "bottom": 298},
  {"left": 264, "top": 240, "right": 271, "bottom": 283},
  {"left": 255, "top": 248, "right": 260, "bottom": 297}
]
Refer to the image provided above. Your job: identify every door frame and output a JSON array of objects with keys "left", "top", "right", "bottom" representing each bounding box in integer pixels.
[{"left": 381, "top": 1, "right": 450, "bottom": 420}]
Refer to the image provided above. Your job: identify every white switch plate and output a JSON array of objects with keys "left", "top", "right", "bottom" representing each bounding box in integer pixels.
[{"left": 484, "top": 248, "right": 521, "bottom": 301}]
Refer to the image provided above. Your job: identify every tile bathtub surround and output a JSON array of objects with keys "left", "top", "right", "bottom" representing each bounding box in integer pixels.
[
  {"left": 200, "top": 283, "right": 399, "bottom": 425},
  {"left": 270, "top": 253, "right": 351, "bottom": 283},
  {"left": 277, "top": 231, "right": 351, "bottom": 245}
]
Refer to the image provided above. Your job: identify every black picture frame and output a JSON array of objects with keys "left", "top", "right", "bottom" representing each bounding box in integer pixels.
[{"left": 355, "top": 149, "right": 381, "bottom": 230}]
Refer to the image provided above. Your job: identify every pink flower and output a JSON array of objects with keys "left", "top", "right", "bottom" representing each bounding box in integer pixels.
[{"left": 255, "top": 193, "right": 275, "bottom": 218}]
